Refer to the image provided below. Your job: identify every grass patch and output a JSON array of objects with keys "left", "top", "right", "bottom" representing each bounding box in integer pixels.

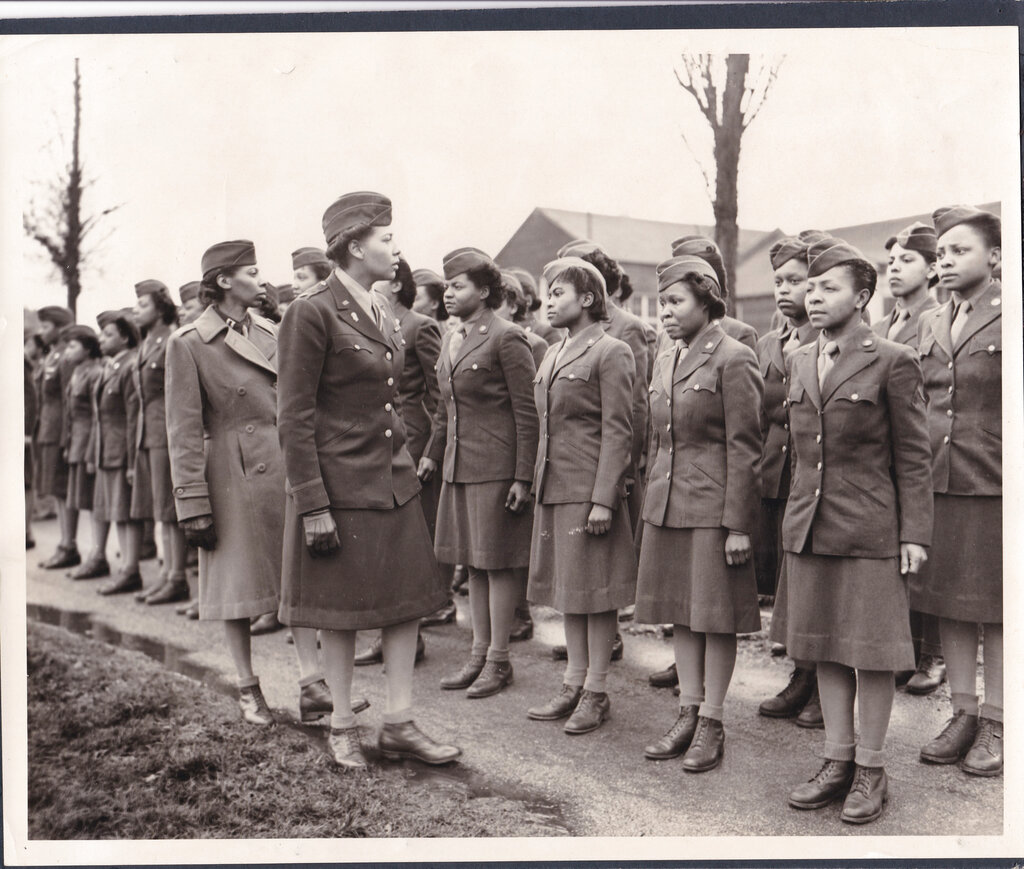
[{"left": 27, "top": 622, "right": 563, "bottom": 839}]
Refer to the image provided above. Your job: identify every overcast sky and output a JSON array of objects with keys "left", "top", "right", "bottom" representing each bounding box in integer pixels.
[{"left": 1, "top": 22, "right": 1019, "bottom": 323}]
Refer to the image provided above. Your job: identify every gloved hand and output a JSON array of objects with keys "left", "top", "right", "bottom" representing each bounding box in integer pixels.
[
  {"left": 303, "top": 509, "right": 340, "bottom": 558},
  {"left": 180, "top": 514, "right": 217, "bottom": 550}
]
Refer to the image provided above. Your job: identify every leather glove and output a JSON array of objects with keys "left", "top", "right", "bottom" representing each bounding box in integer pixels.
[
  {"left": 180, "top": 514, "right": 217, "bottom": 551},
  {"left": 303, "top": 509, "right": 340, "bottom": 558}
]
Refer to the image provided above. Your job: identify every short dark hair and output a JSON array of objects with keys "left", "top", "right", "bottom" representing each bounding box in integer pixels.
[
  {"left": 199, "top": 265, "right": 251, "bottom": 306},
  {"left": 112, "top": 317, "right": 139, "bottom": 349},
  {"left": 148, "top": 288, "right": 179, "bottom": 326},
  {"left": 394, "top": 258, "right": 416, "bottom": 309},
  {"left": 579, "top": 248, "right": 622, "bottom": 297},
  {"left": 422, "top": 281, "right": 449, "bottom": 321},
  {"left": 548, "top": 265, "right": 608, "bottom": 321},
  {"left": 465, "top": 262, "right": 505, "bottom": 310},
  {"left": 308, "top": 261, "right": 333, "bottom": 282},
  {"left": 839, "top": 260, "right": 878, "bottom": 304},
  {"left": 618, "top": 271, "right": 635, "bottom": 303},
  {"left": 957, "top": 214, "right": 1002, "bottom": 250},
  {"left": 325, "top": 224, "right": 375, "bottom": 269},
  {"left": 677, "top": 271, "right": 727, "bottom": 321},
  {"left": 500, "top": 273, "right": 528, "bottom": 321},
  {"left": 68, "top": 334, "right": 101, "bottom": 359}
]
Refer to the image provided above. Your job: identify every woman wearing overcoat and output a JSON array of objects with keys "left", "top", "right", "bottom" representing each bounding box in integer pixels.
[
  {"left": 276, "top": 194, "right": 458, "bottom": 770},
  {"left": 525, "top": 257, "right": 636, "bottom": 734},
  {"left": 772, "top": 238, "right": 932, "bottom": 825},
  {"left": 635, "top": 256, "right": 763, "bottom": 773},
  {"left": 419, "top": 247, "right": 539, "bottom": 699}
]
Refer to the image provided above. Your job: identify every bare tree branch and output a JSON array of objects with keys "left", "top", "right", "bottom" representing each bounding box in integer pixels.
[
  {"left": 675, "top": 53, "right": 719, "bottom": 131},
  {"left": 679, "top": 131, "right": 715, "bottom": 204},
  {"left": 741, "top": 56, "right": 785, "bottom": 130}
]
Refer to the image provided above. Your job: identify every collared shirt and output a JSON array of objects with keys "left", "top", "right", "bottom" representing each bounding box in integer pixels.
[
  {"left": 335, "top": 267, "right": 384, "bottom": 329},
  {"left": 212, "top": 305, "right": 252, "bottom": 337}
]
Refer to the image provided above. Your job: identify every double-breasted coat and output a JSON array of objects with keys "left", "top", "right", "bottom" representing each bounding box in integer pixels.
[
  {"left": 527, "top": 324, "right": 637, "bottom": 612},
  {"left": 130, "top": 327, "right": 175, "bottom": 522},
  {"left": 165, "top": 307, "right": 282, "bottom": 620},
  {"left": 276, "top": 270, "right": 445, "bottom": 630},
  {"left": 909, "top": 280, "right": 1001, "bottom": 623}
]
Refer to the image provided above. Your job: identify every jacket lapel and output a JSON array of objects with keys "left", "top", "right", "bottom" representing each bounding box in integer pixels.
[
  {"left": 953, "top": 281, "right": 1002, "bottom": 354},
  {"left": 793, "top": 344, "right": 821, "bottom": 410},
  {"left": 247, "top": 317, "right": 279, "bottom": 371},
  {"left": 453, "top": 309, "right": 494, "bottom": 370},
  {"left": 926, "top": 301, "right": 955, "bottom": 360},
  {"left": 327, "top": 272, "right": 389, "bottom": 348},
  {"left": 223, "top": 328, "right": 277, "bottom": 376},
  {"left": 766, "top": 328, "right": 786, "bottom": 377},
  {"left": 821, "top": 326, "right": 878, "bottom": 403},
  {"left": 673, "top": 324, "right": 723, "bottom": 385},
  {"left": 551, "top": 324, "right": 603, "bottom": 378}
]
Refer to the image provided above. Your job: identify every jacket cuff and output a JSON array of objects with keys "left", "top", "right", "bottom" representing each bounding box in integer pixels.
[
  {"left": 288, "top": 477, "right": 331, "bottom": 515},
  {"left": 173, "top": 483, "right": 213, "bottom": 521},
  {"left": 590, "top": 482, "right": 619, "bottom": 510},
  {"left": 425, "top": 435, "right": 446, "bottom": 465}
]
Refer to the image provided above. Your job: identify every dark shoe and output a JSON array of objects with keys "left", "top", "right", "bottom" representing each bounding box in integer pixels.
[
  {"left": 176, "top": 599, "right": 196, "bottom": 615},
  {"left": 681, "top": 716, "right": 725, "bottom": 772},
  {"left": 379, "top": 720, "right": 462, "bottom": 765},
  {"left": 69, "top": 555, "right": 110, "bottom": 580},
  {"left": 770, "top": 641, "right": 786, "bottom": 657},
  {"left": 328, "top": 726, "right": 368, "bottom": 769},
  {"left": 285, "top": 630, "right": 293, "bottom": 644},
  {"left": 98, "top": 569, "right": 143, "bottom": 595},
  {"left": 441, "top": 655, "right": 486, "bottom": 690},
  {"left": 894, "top": 669, "right": 914, "bottom": 687},
  {"left": 551, "top": 644, "right": 568, "bottom": 661},
  {"left": 644, "top": 705, "right": 700, "bottom": 760},
  {"left": 618, "top": 605, "right": 635, "bottom": 622},
  {"left": 509, "top": 609, "right": 534, "bottom": 642},
  {"left": 611, "top": 633, "right": 624, "bottom": 662},
  {"left": 139, "top": 538, "right": 158, "bottom": 561},
  {"left": 906, "top": 654, "right": 947, "bottom": 696},
  {"left": 920, "top": 709, "right": 979, "bottom": 764},
  {"left": 135, "top": 580, "right": 167, "bottom": 602},
  {"left": 250, "top": 612, "right": 283, "bottom": 635},
  {"left": 759, "top": 667, "right": 816, "bottom": 718},
  {"left": 356, "top": 633, "right": 425, "bottom": 666},
  {"left": 527, "top": 683, "right": 583, "bottom": 721},
  {"left": 795, "top": 684, "right": 824, "bottom": 729},
  {"left": 466, "top": 659, "right": 513, "bottom": 698},
  {"left": 649, "top": 662, "right": 679, "bottom": 689},
  {"left": 185, "top": 601, "right": 199, "bottom": 620},
  {"left": 564, "top": 690, "right": 610, "bottom": 735},
  {"left": 960, "top": 717, "right": 1003, "bottom": 777},
  {"left": 840, "top": 765, "right": 888, "bottom": 824},
  {"left": 420, "top": 600, "right": 457, "bottom": 627},
  {"left": 147, "top": 579, "right": 190, "bottom": 605},
  {"left": 788, "top": 759, "right": 856, "bottom": 809},
  {"left": 239, "top": 683, "right": 274, "bottom": 725},
  {"left": 451, "top": 564, "right": 469, "bottom": 596},
  {"left": 40, "top": 544, "right": 80, "bottom": 570},
  {"left": 300, "top": 679, "right": 333, "bottom": 723}
]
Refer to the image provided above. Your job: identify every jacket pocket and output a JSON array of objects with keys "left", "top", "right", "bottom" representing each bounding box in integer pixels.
[
  {"left": 968, "top": 334, "right": 1001, "bottom": 356},
  {"left": 317, "top": 418, "right": 358, "bottom": 450},
  {"left": 843, "top": 475, "right": 889, "bottom": 510},
  {"left": 690, "top": 461, "right": 724, "bottom": 488},
  {"left": 681, "top": 374, "right": 718, "bottom": 395},
  {"left": 788, "top": 381, "right": 806, "bottom": 404},
  {"left": 555, "top": 362, "right": 592, "bottom": 383},
  {"left": 330, "top": 332, "right": 374, "bottom": 355},
  {"left": 834, "top": 383, "right": 880, "bottom": 405}
]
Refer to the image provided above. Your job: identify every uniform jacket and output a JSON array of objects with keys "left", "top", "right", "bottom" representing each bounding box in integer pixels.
[
  {"left": 602, "top": 303, "right": 650, "bottom": 474},
  {"left": 64, "top": 359, "right": 102, "bottom": 464},
  {"left": 277, "top": 271, "right": 420, "bottom": 514},
  {"left": 916, "top": 280, "right": 1001, "bottom": 496},
  {"left": 532, "top": 324, "right": 634, "bottom": 508},
  {"left": 93, "top": 348, "right": 139, "bottom": 471},
  {"left": 755, "top": 321, "right": 818, "bottom": 500},
  {"left": 523, "top": 326, "right": 549, "bottom": 368},
  {"left": 872, "top": 295, "right": 939, "bottom": 350},
  {"left": 642, "top": 323, "right": 763, "bottom": 533},
  {"left": 721, "top": 316, "right": 758, "bottom": 351},
  {"left": 783, "top": 323, "right": 933, "bottom": 558},
  {"left": 526, "top": 318, "right": 561, "bottom": 347},
  {"left": 395, "top": 306, "right": 443, "bottom": 464},
  {"left": 425, "top": 307, "right": 539, "bottom": 485},
  {"left": 133, "top": 326, "right": 172, "bottom": 450},
  {"left": 25, "top": 357, "right": 38, "bottom": 438},
  {"left": 33, "top": 344, "right": 76, "bottom": 446}
]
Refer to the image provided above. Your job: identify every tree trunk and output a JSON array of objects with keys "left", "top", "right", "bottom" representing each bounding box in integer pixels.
[
  {"left": 66, "top": 58, "right": 82, "bottom": 317},
  {"left": 712, "top": 54, "right": 748, "bottom": 317}
]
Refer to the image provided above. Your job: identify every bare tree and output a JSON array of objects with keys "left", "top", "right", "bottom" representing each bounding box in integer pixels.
[
  {"left": 23, "top": 58, "right": 120, "bottom": 318},
  {"left": 675, "top": 53, "right": 782, "bottom": 314}
]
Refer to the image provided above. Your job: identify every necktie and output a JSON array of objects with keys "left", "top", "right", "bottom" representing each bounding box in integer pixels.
[
  {"left": 817, "top": 340, "right": 839, "bottom": 390},
  {"left": 887, "top": 308, "right": 910, "bottom": 340},
  {"left": 950, "top": 299, "right": 972, "bottom": 345},
  {"left": 448, "top": 326, "right": 467, "bottom": 365},
  {"left": 781, "top": 329, "right": 800, "bottom": 361}
]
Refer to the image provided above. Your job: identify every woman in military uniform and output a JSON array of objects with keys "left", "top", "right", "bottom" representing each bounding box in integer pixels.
[{"left": 291, "top": 246, "right": 333, "bottom": 292}]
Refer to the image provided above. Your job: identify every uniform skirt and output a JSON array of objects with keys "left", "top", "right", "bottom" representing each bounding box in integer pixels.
[
  {"left": 753, "top": 497, "right": 786, "bottom": 597},
  {"left": 527, "top": 499, "right": 638, "bottom": 614},
  {"left": 65, "top": 462, "right": 95, "bottom": 511},
  {"left": 434, "top": 479, "right": 533, "bottom": 570},
  {"left": 33, "top": 443, "right": 67, "bottom": 499},
  {"left": 634, "top": 524, "right": 760, "bottom": 634},
  {"left": 130, "top": 446, "right": 177, "bottom": 523},
  {"left": 909, "top": 494, "right": 1002, "bottom": 624},
  {"left": 770, "top": 550, "right": 915, "bottom": 671},
  {"left": 279, "top": 494, "right": 447, "bottom": 631},
  {"left": 93, "top": 467, "right": 132, "bottom": 523}
]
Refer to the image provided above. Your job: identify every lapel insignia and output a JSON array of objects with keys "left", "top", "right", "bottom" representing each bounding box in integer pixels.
[
  {"left": 704, "top": 341, "right": 713, "bottom": 349},
  {"left": 862, "top": 339, "right": 873, "bottom": 347},
  {"left": 341, "top": 299, "right": 349, "bottom": 307},
  {"left": 156, "top": 336, "right": 163, "bottom": 345},
  {"left": 992, "top": 297, "right": 1001, "bottom": 306},
  {"left": 480, "top": 325, "right": 488, "bottom": 334},
  {"left": 351, "top": 311, "right": 359, "bottom": 322}
]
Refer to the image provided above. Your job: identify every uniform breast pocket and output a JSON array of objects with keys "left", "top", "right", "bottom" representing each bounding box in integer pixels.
[
  {"left": 330, "top": 332, "right": 375, "bottom": 356},
  {"left": 968, "top": 333, "right": 1001, "bottom": 358},
  {"left": 834, "top": 383, "right": 880, "bottom": 406},
  {"left": 681, "top": 374, "right": 719, "bottom": 398},
  {"left": 787, "top": 381, "right": 806, "bottom": 405}
]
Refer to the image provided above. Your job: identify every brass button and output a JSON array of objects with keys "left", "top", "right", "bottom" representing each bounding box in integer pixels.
[
  {"left": 943, "top": 435, "right": 950, "bottom": 443},
  {"left": 814, "top": 488, "right": 820, "bottom": 497},
  {"left": 245, "top": 424, "right": 255, "bottom": 433},
  {"left": 784, "top": 423, "right": 789, "bottom": 431},
  {"left": 237, "top": 387, "right": 247, "bottom": 395},
  {"left": 472, "top": 363, "right": 479, "bottom": 371},
  {"left": 388, "top": 377, "right": 395, "bottom": 386},
  {"left": 815, "top": 434, "right": 822, "bottom": 443},
  {"left": 781, "top": 445, "right": 787, "bottom": 453},
  {"left": 693, "top": 384, "right": 701, "bottom": 391},
  {"left": 386, "top": 351, "right": 393, "bottom": 361},
  {"left": 947, "top": 409, "right": 953, "bottom": 417},
  {"left": 851, "top": 393, "right": 859, "bottom": 401},
  {"left": 568, "top": 373, "right": 576, "bottom": 380},
  {"left": 947, "top": 362, "right": 953, "bottom": 370},
  {"left": 353, "top": 343, "right": 360, "bottom": 351},
  {"left": 256, "top": 463, "right": 266, "bottom": 473},
  {"left": 385, "top": 403, "right": 393, "bottom": 412},
  {"left": 385, "top": 429, "right": 393, "bottom": 438},
  {"left": 816, "top": 462, "right": 822, "bottom": 470}
]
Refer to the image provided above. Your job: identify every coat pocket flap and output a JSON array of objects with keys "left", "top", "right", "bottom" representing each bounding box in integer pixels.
[
  {"left": 556, "top": 362, "right": 592, "bottom": 383},
  {"left": 330, "top": 332, "right": 373, "bottom": 354},
  {"left": 968, "top": 333, "right": 1001, "bottom": 355},
  {"left": 835, "top": 383, "right": 880, "bottom": 404}
]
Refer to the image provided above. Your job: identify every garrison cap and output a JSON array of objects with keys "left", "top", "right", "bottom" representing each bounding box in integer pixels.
[
  {"left": 60, "top": 323, "right": 98, "bottom": 345},
  {"left": 670, "top": 235, "right": 728, "bottom": 296},
  {"left": 885, "top": 221, "right": 937, "bottom": 255},
  {"left": 291, "top": 246, "right": 330, "bottom": 270},
  {"left": 201, "top": 240, "right": 256, "bottom": 280},
  {"left": 322, "top": 192, "right": 392, "bottom": 247},
  {"left": 769, "top": 237, "right": 808, "bottom": 270},
  {"left": 506, "top": 266, "right": 537, "bottom": 295},
  {"left": 412, "top": 268, "right": 445, "bottom": 288},
  {"left": 499, "top": 269, "right": 525, "bottom": 301},
  {"left": 806, "top": 238, "right": 869, "bottom": 278},
  {"left": 37, "top": 305, "right": 74, "bottom": 328},
  {"left": 798, "top": 229, "right": 830, "bottom": 246},
  {"left": 542, "top": 257, "right": 608, "bottom": 297},
  {"left": 135, "top": 279, "right": 169, "bottom": 298},
  {"left": 557, "top": 239, "right": 602, "bottom": 259},
  {"left": 179, "top": 281, "right": 201, "bottom": 304},
  {"left": 97, "top": 308, "right": 141, "bottom": 343},
  {"left": 277, "top": 284, "right": 297, "bottom": 304},
  {"left": 442, "top": 247, "right": 494, "bottom": 280},
  {"left": 932, "top": 205, "right": 1001, "bottom": 242},
  {"left": 656, "top": 255, "right": 722, "bottom": 293}
]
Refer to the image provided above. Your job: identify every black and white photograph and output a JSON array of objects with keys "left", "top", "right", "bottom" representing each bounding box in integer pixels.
[{"left": 1, "top": 1, "right": 1021, "bottom": 863}]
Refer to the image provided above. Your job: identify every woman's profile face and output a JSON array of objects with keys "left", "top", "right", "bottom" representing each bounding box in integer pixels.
[
  {"left": 412, "top": 285, "right": 436, "bottom": 317},
  {"left": 546, "top": 278, "right": 588, "bottom": 329},
  {"left": 221, "top": 265, "right": 265, "bottom": 309},
  {"left": 936, "top": 223, "right": 999, "bottom": 294},
  {"left": 133, "top": 293, "right": 160, "bottom": 329},
  {"left": 293, "top": 265, "right": 319, "bottom": 291}
]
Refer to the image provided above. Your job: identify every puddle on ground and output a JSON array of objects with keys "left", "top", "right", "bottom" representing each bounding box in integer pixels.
[{"left": 26, "top": 602, "right": 573, "bottom": 836}]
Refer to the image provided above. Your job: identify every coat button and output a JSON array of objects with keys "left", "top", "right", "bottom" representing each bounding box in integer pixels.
[
  {"left": 151, "top": 362, "right": 158, "bottom": 369},
  {"left": 782, "top": 399, "right": 788, "bottom": 408},
  {"left": 943, "top": 435, "right": 950, "bottom": 443},
  {"left": 693, "top": 384, "right": 701, "bottom": 391},
  {"left": 386, "top": 351, "right": 393, "bottom": 361},
  {"left": 472, "top": 363, "right": 479, "bottom": 370},
  {"left": 784, "top": 423, "right": 789, "bottom": 431},
  {"left": 245, "top": 424, "right": 255, "bottom": 433},
  {"left": 988, "top": 345, "right": 995, "bottom": 353},
  {"left": 814, "top": 488, "right": 820, "bottom": 497},
  {"left": 781, "top": 445, "right": 787, "bottom": 452},
  {"left": 237, "top": 387, "right": 247, "bottom": 395},
  {"left": 666, "top": 472, "right": 671, "bottom": 479},
  {"left": 387, "top": 377, "right": 394, "bottom": 386},
  {"left": 568, "top": 373, "right": 576, "bottom": 380},
  {"left": 385, "top": 402, "right": 393, "bottom": 412},
  {"left": 816, "top": 462, "right": 822, "bottom": 470},
  {"left": 815, "top": 434, "right": 821, "bottom": 443},
  {"left": 947, "top": 409, "right": 953, "bottom": 417},
  {"left": 176, "top": 487, "right": 184, "bottom": 494},
  {"left": 948, "top": 386, "right": 953, "bottom": 394},
  {"left": 947, "top": 362, "right": 953, "bottom": 369},
  {"left": 256, "top": 463, "right": 266, "bottom": 473},
  {"left": 782, "top": 376, "right": 787, "bottom": 384},
  {"left": 385, "top": 429, "right": 393, "bottom": 438},
  {"left": 851, "top": 393, "right": 859, "bottom": 401},
  {"left": 666, "top": 424, "right": 671, "bottom": 432}
]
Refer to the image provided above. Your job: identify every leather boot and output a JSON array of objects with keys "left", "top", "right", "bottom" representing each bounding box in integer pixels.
[
  {"left": 378, "top": 720, "right": 462, "bottom": 765},
  {"left": 68, "top": 555, "right": 110, "bottom": 580},
  {"left": 551, "top": 644, "right": 568, "bottom": 661},
  {"left": 788, "top": 758, "right": 856, "bottom": 809},
  {"left": 509, "top": 608, "right": 534, "bottom": 641},
  {"left": 681, "top": 716, "right": 725, "bottom": 772},
  {"left": 420, "top": 600, "right": 456, "bottom": 627},
  {"left": 440, "top": 655, "right": 486, "bottom": 690},
  {"left": 960, "top": 717, "right": 1003, "bottom": 777},
  {"left": 328, "top": 726, "right": 368, "bottom": 770},
  {"left": 238, "top": 682, "right": 274, "bottom": 726},
  {"left": 466, "top": 659, "right": 513, "bottom": 698},
  {"left": 644, "top": 705, "right": 700, "bottom": 760},
  {"left": 564, "top": 690, "right": 610, "bottom": 735},
  {"left": 840, "top": 765, "right": 888, "bottom": 824},
  {"left": 356, "top": 633, "right": 425, "bottom": 666},
  {"left": 98, "top": 568, "right": 143, "bottom": 595},
  {"left": 147, "top": 578, "right": 190, "bottom": 605},
  {"left": 176, "top": 599, "right": 196, "bottom": 615},
  {"left": 648, "top": 662, "right": 678, "bottom": 689},
  {"left": 40, "top": 544, "right": 81, "bottom": 570},
  {"left": 920, "top": 709, "right": 978, "bottom": 764},
  {"left": 250, "top": 612, "right": 283, "bottom": 635},
  {"left": 527, "top": 683, "right": 583, "bottom": 721},
  {"left": 795, "top": 684, "right": 824, "bottom": 729},
  {"left": 759, "top": 666, "right": 816, "bottom": 718},
  {"left": 300, "top": 679, "right": 333, "bottom": 723},
  {"left": 905, "top": 654, "right": 947, "bottom": 696}
]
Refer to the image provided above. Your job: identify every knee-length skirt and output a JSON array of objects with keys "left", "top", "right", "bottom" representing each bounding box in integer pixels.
[
  {"left": 65, "top": 462, "right": 95, "bottom": 510},
  {"left": 279, "top": 494, "right": 447, "bottom": 631},
  {"left": 33, "top": 443, "right": 68, "bottom": 499},
  {"left": 434, "top": 479, "right": 533, "bottom": 570},
  {"left": 130, "top": 446, "right": 177, "bottom": 523},
  {"left": 527, "top": 499, "right": 637, "bottom": 614},
  {"left": 634, "top": 523, "right": 761, "bottom": 634},
  {"left": 770, "top": 550, "right": 915, "bottom": 671},
  {"left": 93, "top": 467, "right": 132, "bottom": 523},
  {"left": 908, "top": 494, "right": 1001, "bottom": 624}
]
